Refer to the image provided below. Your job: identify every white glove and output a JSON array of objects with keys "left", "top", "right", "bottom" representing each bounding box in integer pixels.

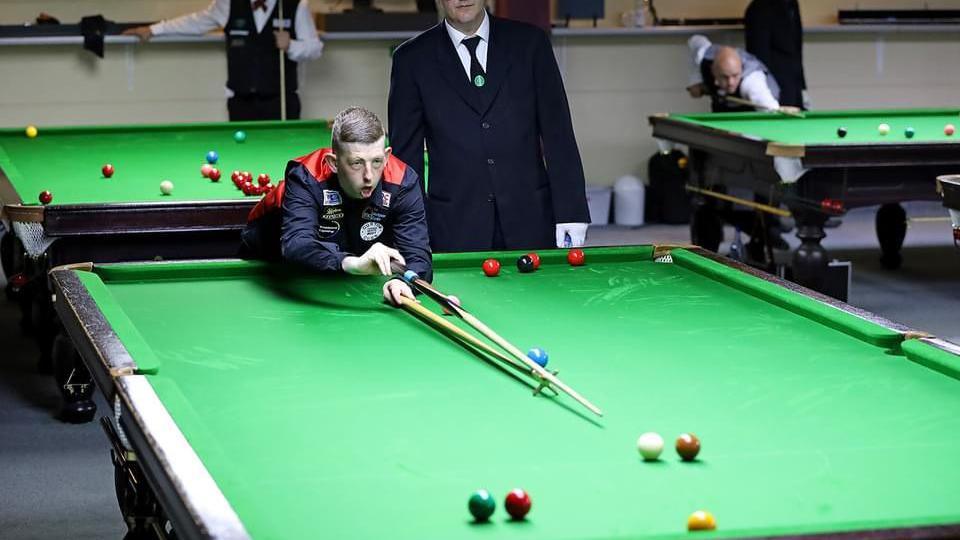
[
  {"left": 555, "top": 223, "right": 588, "bottom": 248},
  {"left": 383, "top": 279, "right": 416, "bottom": 307},
  {"left": 802, "top": 89, "right": 812, "bottom": 111},
  {"left": 341, "top": 242, "right": 405, "bottom": 276}
]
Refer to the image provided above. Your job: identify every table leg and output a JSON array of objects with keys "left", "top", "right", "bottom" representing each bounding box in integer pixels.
[
  {"left": 790, "top": 207, "right": 830, "bottom": 293},
  {"left": 52, "top": 330, "right": 97, "bottom": 423}
]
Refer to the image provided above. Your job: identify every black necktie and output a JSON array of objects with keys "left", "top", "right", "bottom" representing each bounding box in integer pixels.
[
  {"left": 461, "top": 36, "right": 486, "bottom": 88},
  {"left": 252, "top": 0, "right": 267, "bottom": 12}
]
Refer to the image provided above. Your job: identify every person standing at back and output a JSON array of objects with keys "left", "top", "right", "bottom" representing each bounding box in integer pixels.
[
  {"left": 388, "top": 0, "right": 590, "bottom": 252},
  {"left": 744, "top": 0, "right": 808, "bottom": 109},
  {"left": 124, "top": 0, "right": 324, "bottom": 120}
]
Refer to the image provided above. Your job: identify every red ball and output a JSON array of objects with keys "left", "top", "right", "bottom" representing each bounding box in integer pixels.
[
  {"left": 257, "top": 173, "right": 271, "bottom": 187},
  {"left": 231, "top": 170, "right": 242, "bottom": 182},
  {"left": 242, "top": 181, "right": 255, "bottom": 195},
  {"left": 946, "top": 124, "right": 956, "bottom": 136},
  {"left": 38, "top": 190, "right": 53, "bottom": 204},
  {"left": 526, "top": 252, "right": 541, "bottom": 269},
  {"left": 504, "top": 489, "right": 532, "bottom": 520},
  {"left": 676, "top": 433, "right": 701, "bottom": 461},
  {"left": 101, "top": 164, "right": 114, "bottom": 178},
  {"left": 482, "top": 258, "right": 500, "bottom": 277},
  {"left": 567, "top": 248, "right": 585, "bottom": 266},
  {"left": 208, "top": 167, "right": 221, "bottom": 181},
  {"left": 242, "top": 171, "right": 253, "bottom": 182}
]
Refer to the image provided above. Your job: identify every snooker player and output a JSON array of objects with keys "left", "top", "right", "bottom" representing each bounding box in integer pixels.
[
  {"left": 686, "top": 35, "right": 797, "bottom": 114},
  {"left": 241, "top": 107, "right": 432, "bottom": 306}
]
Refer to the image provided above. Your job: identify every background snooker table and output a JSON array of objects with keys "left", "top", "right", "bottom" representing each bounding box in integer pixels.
[
  {"left": 51, "top": 246, "right": 960, "bottom": 540},
  {"left": 649, "top": 108, "right": 960, "bottom": 294},
  {"left": 0, "top": 120, "right": 332, "bottom": 417}
]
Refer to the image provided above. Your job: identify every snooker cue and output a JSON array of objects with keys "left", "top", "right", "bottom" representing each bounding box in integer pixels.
[
  {"left": 398, "top": 297, "right": 558, "bottom": 396},
  {"left": 395, "top": 271, "right": 603, "bottom": 417},
  {"left": 278, "top": 0, "right": 287, "bottom": 121},
  {"left": 685, "top": 185, "right": 792, "bottom": 218},
  {"left": 722, "top": 95, "right": 804, "bottom": 118}
]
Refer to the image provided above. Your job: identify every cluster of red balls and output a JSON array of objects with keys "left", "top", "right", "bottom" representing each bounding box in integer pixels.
[{"left": 229, "top": 170, "right": 274, "bottom": 196}]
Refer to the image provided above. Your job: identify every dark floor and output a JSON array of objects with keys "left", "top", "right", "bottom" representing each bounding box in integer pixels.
[{"left": 0, "top": 202, "right": 957, "bottom": 539}]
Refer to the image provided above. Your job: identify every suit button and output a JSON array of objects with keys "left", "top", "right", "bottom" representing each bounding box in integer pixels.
[
  {"left": 487, "top": 193, "right": 495, "bottom": 202},
  {"left": 482, "top": 122, "right": 490, "bottom": 129},
  {"left": 487, "top": 158, "right": 495, "bottom": 165}
]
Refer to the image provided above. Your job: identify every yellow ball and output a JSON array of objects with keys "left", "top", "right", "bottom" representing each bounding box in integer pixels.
[
  {"left": 687, "top": 510, "right": 716, "bottom": 531},
  {"left": 25, "top": 125, "right": 38, "bottom": 138}
]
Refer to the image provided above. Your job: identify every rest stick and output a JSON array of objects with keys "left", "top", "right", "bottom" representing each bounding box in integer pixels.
[
  {"left": 393, "top": 268, "right": 603, "bottom": 417},
  {"left": 398, "top": 298, "right": 557, "bottom": 396},
  {"left": 278, "top": 0, "right": 287, "bottom": 121}
]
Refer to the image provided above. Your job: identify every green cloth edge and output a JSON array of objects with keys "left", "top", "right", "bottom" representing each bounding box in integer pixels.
[
  {"left": 671, "top": 107, "right": 960, "bottom": 123},
  {"left": 901, "top": 339, "right": 960, "bottom": 380},
  {"left": 670, "top": 249, "right": 903, "bottom": 348},
  {"left": 76, "top": 270, "right": 163, "bottom": 374}
]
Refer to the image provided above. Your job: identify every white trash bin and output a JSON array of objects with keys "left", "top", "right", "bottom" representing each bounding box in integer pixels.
[
  {"left": 586, "top": 186, "right": 612, "bottom": 225},
  {"left": 613, "top": 175, "right": 645, "bottom": 226}
]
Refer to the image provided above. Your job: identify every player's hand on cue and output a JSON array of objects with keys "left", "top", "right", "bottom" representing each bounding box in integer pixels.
[
  {"left": 383, "top": 279, "right": 416, "bottom": 307},
  {"left": 122, "top": 26, "right": 153, "bottom": 42},
  {"left": 342, "top": 242, "right": 405, "bottom": 276},
  {"left": 274, "top": 30, "right": 291, "bottom": 51}
]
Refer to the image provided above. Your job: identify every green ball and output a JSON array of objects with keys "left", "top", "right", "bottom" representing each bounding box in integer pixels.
[
  {"left": 468, "top": 490, "right": 496, "bottom": 522},
  {"left": 904, "top": 127, "right": 915, "bottom": 139},
  {"left": 233, "top": 130, "right": 247, "bottom": 143}
]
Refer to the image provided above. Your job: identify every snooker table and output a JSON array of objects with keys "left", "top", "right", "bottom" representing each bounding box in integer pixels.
[
  {"left": 0, "top": 120, "right": 331, "bottom": 420},
  {"left": 51, "top": 246, "right": 960, "bottom": 540},
  {"left": 649, "top": 108, "right": 960, "bottom": 293}
]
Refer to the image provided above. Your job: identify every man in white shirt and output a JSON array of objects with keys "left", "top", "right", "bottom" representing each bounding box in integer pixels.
[
  {"left": 124, "top": 0, "right": 323, "bottom": 121},
  {"left": 686, "top": 34, "right": 795, "bottom": 114}
]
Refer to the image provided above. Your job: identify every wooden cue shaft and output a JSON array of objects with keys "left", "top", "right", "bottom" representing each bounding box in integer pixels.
[
  {"left": 723, "top": 95, "right": 803, "bottom": 117},
  {"left": 685, "top": 185, "right": 792, "bottom": 217},
  {"left": 278, "top": 0, "right": 287, "bottom": 121},
  {"left": 398, "top": 298, "right": 556, "bottom": 393},
  {"left": 456, "top": 309, "right": 603, "bottom": 417}
]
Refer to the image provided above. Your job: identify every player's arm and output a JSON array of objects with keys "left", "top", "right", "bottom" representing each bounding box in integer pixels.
[
  {"left": 390, "top": 168, "right": 433, "bottom": 283},
  {"left": 387, "top": 46, "right": 427, "bottom": 189},
  {"left": 531, "top": 29, "right": 590, "bottom": 231},
  {"left": 283, "top": 0, "right": 324, "bottom": 61},
  {"left": 686, "top": 34, "right": 711, "bottom": 92},
  {"left": 740, "top": 71, "right": 780, "bottom": 111},
  {"left": 280, "top": 165, "right": 349, "bottom": 272},
  {"left": 124, "top": 0, "right": 228, "bottom": 41}
]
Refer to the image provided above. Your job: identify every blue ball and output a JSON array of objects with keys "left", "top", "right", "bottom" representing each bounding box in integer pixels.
[
  {"left": 206, "top": 151, "right": 219, "bottom": 164},
  {"left": 527, "top": 347, "right": 548, "bottom": 367}
]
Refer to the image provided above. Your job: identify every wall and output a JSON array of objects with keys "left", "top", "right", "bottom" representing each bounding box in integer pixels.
[{"left": 3, "top": 1, "right": 960, "bottom": 185}]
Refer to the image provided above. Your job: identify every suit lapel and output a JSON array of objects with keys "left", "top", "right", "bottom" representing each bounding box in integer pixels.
[
  {"left": 434, "top": 23, "right": 485, "bottom": 116},
  {"left": 477, "top": 16, "right": 512, "bottom": 116}
]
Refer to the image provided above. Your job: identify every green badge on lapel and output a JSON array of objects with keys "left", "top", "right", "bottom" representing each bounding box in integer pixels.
[{"left": 473, "top": 75, "right": 486, "bottom": 88}]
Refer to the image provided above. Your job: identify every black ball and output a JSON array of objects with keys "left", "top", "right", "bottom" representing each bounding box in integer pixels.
[
  {"left": 517, "top": 255, "right": 535, "bottom": 273},
  {"left": 837, "top": 127, "right": 847, "bottom": 138}
]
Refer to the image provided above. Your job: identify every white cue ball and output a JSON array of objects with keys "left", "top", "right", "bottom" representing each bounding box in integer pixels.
[
  {"left": 159, "top": 180, "right": 174, "bottom": 195},
  {"left": 637, "top": 432, "right": 664, "bottom": 461},
  {"left": 878, "top": 123, "right": 891, "bottom": 136}
]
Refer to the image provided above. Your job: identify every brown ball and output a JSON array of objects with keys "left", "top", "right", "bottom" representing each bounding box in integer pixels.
[{"left": 676, "top": 433, "right": 700, "bottom": 461}]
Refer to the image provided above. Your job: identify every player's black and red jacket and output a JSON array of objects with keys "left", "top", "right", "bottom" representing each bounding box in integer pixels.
[{"left": 241, "top": 148, "right": 432, "bottom": 281}]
